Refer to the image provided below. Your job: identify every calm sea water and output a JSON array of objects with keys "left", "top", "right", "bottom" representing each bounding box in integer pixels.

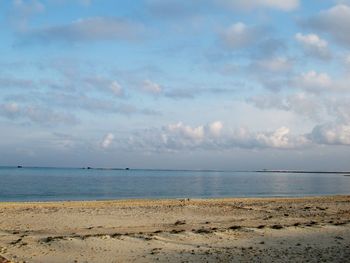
[{"left": 0, "top": 167, "right": 349, "bottom": 201}]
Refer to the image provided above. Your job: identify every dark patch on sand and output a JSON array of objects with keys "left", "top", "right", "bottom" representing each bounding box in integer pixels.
[
  {"left": 271, "top": 224, "right": 283, "bottom": 230},
  {"left": 229, "top": 225, "right": 241, "bottom": 230}
]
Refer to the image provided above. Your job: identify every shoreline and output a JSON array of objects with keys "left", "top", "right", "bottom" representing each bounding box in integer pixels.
[
  {"left": 1, "top": 195, "right": 349, "bottom": 262},
  {"left": 1, "top": 194, "right": 350, "bottom": 205}
]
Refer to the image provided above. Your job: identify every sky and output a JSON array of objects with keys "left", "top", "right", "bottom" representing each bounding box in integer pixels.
[{"left": 1, "top": 0, "right": 350, "bottom": 170}]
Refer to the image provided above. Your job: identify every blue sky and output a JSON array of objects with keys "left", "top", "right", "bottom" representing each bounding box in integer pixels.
[{"left": 1, "top": 0, "right": 350, "bottom": 170}]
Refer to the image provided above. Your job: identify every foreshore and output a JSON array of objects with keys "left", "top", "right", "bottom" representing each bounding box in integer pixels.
[{"left": 0, "top": 196, "right": 350, "bottom": 262}]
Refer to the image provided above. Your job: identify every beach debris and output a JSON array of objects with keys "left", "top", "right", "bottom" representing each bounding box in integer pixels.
[
  {"left": 270, "top": 224, "right": 283, "bottom": 230},
  {"left": 150, "top": 248, "right": 162, "bottom": 255},
  {"left": 42, "top": 236, "right": 54, "bottom": 243},
  {"left": 0, "top": 256, "right": 12, "bottom": 263},
  {"left": 229, "top": 225, "right": 241, "bottom": 230},
  {"left": 10, "top": 238, "right": 22, "bottom": 245},
  {"left": 170, "top": 229, "right": 185, "bottom": 234},
  {"left": 193, "top": 228, "right": 212, "bottom": 234},
  {"left": 174, "top": 220, "right": 186, "bottom": 226},
  {"left": 305, "top": 221, "right": 317, "bottom": 227},
  {"left": 333, "top": 221, "right": 346, "bottom": 226},
  {"left": 110, "top": 233, "right": 122, "bottom": 238}
]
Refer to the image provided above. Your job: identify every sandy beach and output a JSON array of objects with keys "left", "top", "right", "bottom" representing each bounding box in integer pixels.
[{"left": 0, "top": 196, "right": 349, "bottom": 262}]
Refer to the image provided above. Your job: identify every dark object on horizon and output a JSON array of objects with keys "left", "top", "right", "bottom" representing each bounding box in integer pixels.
[
  {"left": 87, "top": 167, "right": 92, "bottom": 170},
  {"left": 17, "top": 165, "right": 23, "bottom": 168},
  {"left": 125, "top": 168, "right": 130, "bottom": 170}
]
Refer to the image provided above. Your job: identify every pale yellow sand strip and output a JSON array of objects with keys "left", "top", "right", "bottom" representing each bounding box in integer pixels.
[{"left": 1, "top": 196, "right": 349, "bottom": 262}]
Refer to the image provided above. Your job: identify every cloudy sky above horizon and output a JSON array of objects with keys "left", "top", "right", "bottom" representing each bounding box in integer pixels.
[{"left": 1, "top": 0, "right": 350, "bottom": 170}]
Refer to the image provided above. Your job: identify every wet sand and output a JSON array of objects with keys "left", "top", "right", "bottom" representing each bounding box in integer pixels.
[{"left": 0, "top": 196, "right": 350, "bottom": 262}]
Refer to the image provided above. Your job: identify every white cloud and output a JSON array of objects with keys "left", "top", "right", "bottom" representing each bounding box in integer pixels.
[
  {"left": 20, "top": 17, "right": 144, "bottom": 43},
  {"left": 344, "top": 54, "right": 350, "bottom": 67},
  {"left": 166, "top": 122, "right": 205, "bottom": 141},
  {"left": 248, "top": 56, "right": 294, "bottom": 91},
  {"left": 231, "top": 126, "right": 309, "bottom": 149},
  {"left": 0, "top": 102, "right": 77, "bottom": 125},
  {"left": 305, "top": 4, "right": 350, "bottom": 47},
  {"left": 13, "top": 0, "right": 44, "bottom": 14},
  {"left": 220, "top": 0, "right": 299, "bottom": 11},
  {"left": 249, "top": 92, "right": 350, "bottom": 125},
  {"left": 220, "top": 22, "right": 263, "bottom": 49},
  {"left": 326, "top": 98, "right": 350, "bottom": 123},
  {"left": 253, "top": 57, "right": 293, "bottom": 73},
  {"left": 248, "top": 93, "right": 325, "bottom": 121},
  {"left": 295, "top": 33, "right": 327, "bottom": 49},
  {"left": 129, "top": 122, "right": 309, "bottom": 151},
  {"left": 248, "top": 94, "right": 288, "bottom": 111},
  {"left": 164, "top": 87, "right": 235, "bottom": 99},
  {"left": 11, "top": 0, "right": 45, "bottom": 29},
  {"left": 295, "top": 71, "right": 332, "bottom": 92},
  {"left": 142, "top": 79, "right": 162, "bottom": 94},
  {"left": 286, "top": 93, "right": 323, "bottom": 120},
  {"left": 84, "top": 77, "right": 124, "bottom": 97},
  {"left": 295, "top": 33, "right": 331, "bottom": 59},
  {"left": 0, "top": 76, "right": 34, "bottom": 88},
  {"left": 208, "top": 121, "right": 223, "bottom": 137},
  {"left": 109, "top": 81, "right": 124, "bottom": 96},
  {"left": 257, "top": 127, "right": 295, "bottom": 148},
  {"left": 1, "top": 102, "right": 20, "bottom": 116},
  {"left": 101, "top": 133, "right": 114, "bottom": 149},
  {"left": 310, "top": 123, "right": 350, "bottom": 145}
]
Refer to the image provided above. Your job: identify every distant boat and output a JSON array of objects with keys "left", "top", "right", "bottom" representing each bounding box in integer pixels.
[
  {"left": 17, "top": 165, "right": 23, "bottom": 168},
  {"left": 125, "top": 168, "right": 130, "bottom": 170}
]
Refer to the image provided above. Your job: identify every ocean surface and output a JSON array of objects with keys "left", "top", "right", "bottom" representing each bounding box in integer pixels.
[{"left": 0, "top": 167, "right": 350, "bottom": 202}]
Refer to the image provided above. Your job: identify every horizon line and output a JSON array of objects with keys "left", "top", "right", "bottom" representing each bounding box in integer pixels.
[{"left": 1, "top": 165, "right": 350, "bottom": 174}]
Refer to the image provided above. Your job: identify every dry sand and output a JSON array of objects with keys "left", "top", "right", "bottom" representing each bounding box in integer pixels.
[{"left": 0, "top": 196, "right": 350, "bottom": 262}]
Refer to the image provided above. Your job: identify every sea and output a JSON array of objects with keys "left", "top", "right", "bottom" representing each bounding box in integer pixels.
[{"left": 0, "top": 167, "right": 349, "bottom": 202}]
